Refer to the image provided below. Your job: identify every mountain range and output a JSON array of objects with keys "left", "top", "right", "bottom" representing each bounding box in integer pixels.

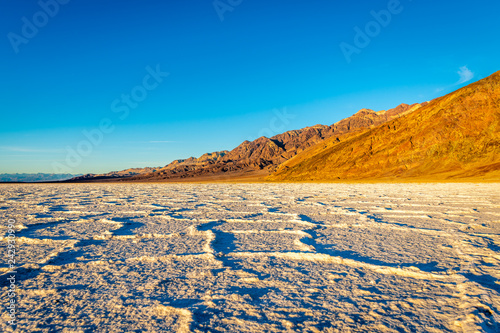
[
  {"left": 0, "top": 173, "right": 81, "bottom": 183},
  {"left": 68, "top": 71, "right": 500, "bottom": 183}
]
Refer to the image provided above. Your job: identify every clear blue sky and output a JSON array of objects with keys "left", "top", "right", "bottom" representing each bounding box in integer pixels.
[{"left": 1, "top": 0, "right": 499, "bottom": 174}]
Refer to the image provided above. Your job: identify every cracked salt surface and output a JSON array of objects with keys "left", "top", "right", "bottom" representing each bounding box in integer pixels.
[{"left": 1, "top": 183, "right": 499, "bottom": 332}]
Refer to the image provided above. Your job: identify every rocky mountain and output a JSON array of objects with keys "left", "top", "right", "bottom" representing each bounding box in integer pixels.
[
  {"left": 158, "top": 151, "right": 229, "bottom": 172},
  {"left": 68, "top": 102, "right": 426, "bottom": 182},
  {"left": 65, "top": 72, "right": 500, "bottom": 183},
  {"left": 120, "top": 102, "right": 424, "bottom": 182},
  {"left": 269, "top": 71, "right": 500, "bottom": 181},
  {"left": 68, "top": 152, "right": 230, "bottom": 182}
]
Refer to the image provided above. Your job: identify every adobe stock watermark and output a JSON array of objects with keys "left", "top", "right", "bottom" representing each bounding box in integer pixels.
[
  {"left": 211, "top": 107, "right": 294, "bottom": 181},
  {"left": 52, "top": 65, "right": 169, "bottom": 173},
  {"left": 8, "top": 0, "right": 71, "bottom": 54},
  {"left": 339, "top": 0, "right": 410, "bottom": 64},
  {"left": 213, "top": 0, "right": 243, "bottom": 22},
  {"left": 5, "top": 218, "right": 17, "bottom": 326},
  {"left": 251, "top": 107, "right": 295, "bottom": 140}
]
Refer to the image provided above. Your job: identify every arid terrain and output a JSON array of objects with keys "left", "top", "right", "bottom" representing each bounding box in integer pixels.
[
  {"left": 67, "top": 71, "right": 500, "bottom": 184},
  {"left": 270, "top": 72, "right": 500, "bottom": 182},
  {"left": 1, "top": 183, "right": 499, "bottom": 332}
]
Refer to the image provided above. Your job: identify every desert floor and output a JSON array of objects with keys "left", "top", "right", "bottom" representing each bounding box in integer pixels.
[{"left": 1, "top": 183, "right": 499, "bottom": 332}]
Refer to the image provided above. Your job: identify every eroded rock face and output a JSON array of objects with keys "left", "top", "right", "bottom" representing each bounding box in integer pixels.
[
  {"left": 270, "top": 71, "right": 500, "bottom": 181},
  {"left": 160, "top": 151, "right": 229, "bottom": 171},
  {"left": 129, "top": 103, "right": 422, "bottom": 181},
  {"left": 70, "top": 102, "right": 424, "bottom": 182}
]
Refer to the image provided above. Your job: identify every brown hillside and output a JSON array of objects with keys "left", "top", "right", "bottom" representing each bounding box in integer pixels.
[
  {"left": 122, "top": 103, "right": 422, "bottom": 181},
  {"left": 269, "top": 71, "right": 500, "bottom": 182}
]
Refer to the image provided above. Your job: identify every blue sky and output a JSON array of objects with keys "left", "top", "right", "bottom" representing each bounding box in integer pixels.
[{"left": 1, "top": 0, "right": 499, "bottom": 174}]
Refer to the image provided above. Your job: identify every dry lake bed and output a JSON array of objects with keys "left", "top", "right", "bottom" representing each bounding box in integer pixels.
[{"left": 0, "top": 183, "right": 499, "bottom": 332}]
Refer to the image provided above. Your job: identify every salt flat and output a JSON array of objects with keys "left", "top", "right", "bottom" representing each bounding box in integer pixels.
[{"left": 1, "top": 183, "right": 499, "bottom": 332}]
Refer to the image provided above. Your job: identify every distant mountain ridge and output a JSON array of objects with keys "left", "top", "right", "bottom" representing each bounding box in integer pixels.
[
  {"left": 0, "top": 173, "right": 81, "bottom": 183},
  {"left": 70, "top": 167, "right": 160, "bottom": 181}
]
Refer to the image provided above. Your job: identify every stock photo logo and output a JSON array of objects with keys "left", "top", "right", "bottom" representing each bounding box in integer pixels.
[
  {"left": 51, "top": 65, "right": 169, "bottom": 173},
  {"left": 339, "top": 0, "right": 408, "bottom": 64},
  {"left": 213, "top": 0, "right": 243, "bottom": 21},
  {"left": 253, "top": 108, "right": 295, "bottom": 139},
  {"left": 7, "top": 0, "right": 71, "bottom": 54}
]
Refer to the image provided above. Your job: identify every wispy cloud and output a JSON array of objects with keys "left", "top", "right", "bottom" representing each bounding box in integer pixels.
[
  {"left": 435, "top": 66, "right": 475, "bottom": 93},
  {"left": 149, "top": 141, "right": 177, "bottom": 143},
  {"left": 0, "top": 146, "right": 64, "bottom": 153},
  {"left": 127, "top": 162, "right": 164, "bottom": 164},
  {"left": 456, "top": 66, "right": 474, "bottom": 84}
]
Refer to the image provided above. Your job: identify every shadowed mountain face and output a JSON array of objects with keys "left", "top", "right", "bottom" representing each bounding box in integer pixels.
[
  {"left": 269, "top": 71, "right": 500, "bottom": 181},
  {"left": 118, "top": 103, "right": 423, "bottom": 181}
]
